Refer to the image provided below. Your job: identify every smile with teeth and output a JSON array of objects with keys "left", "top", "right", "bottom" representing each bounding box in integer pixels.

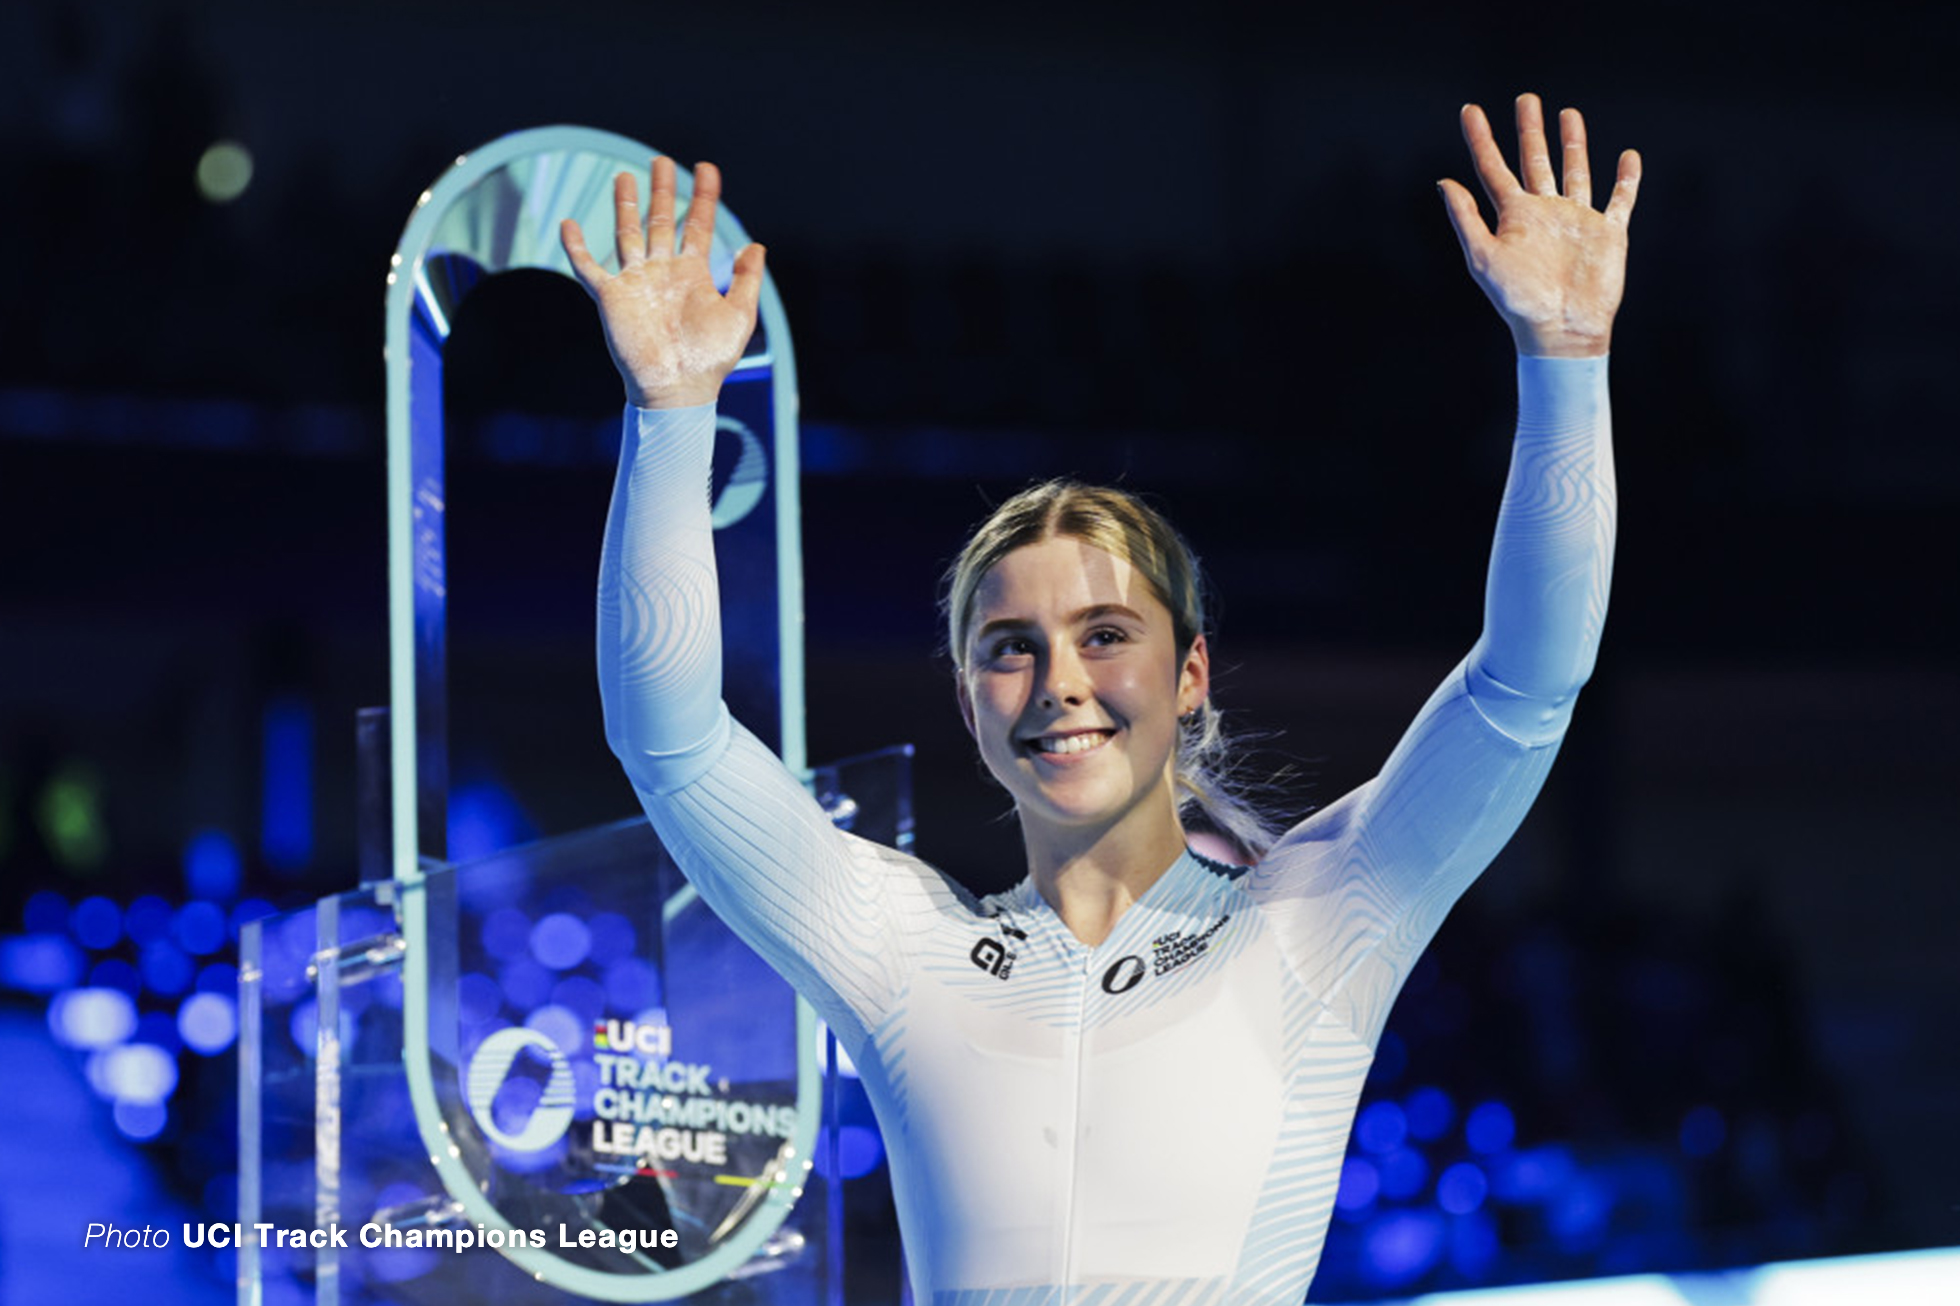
[{"left": 1028, "top": 730, "right": 1115, "bottom": 756}]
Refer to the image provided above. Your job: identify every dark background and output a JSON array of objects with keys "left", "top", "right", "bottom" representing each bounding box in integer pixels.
[{"left": 1, "top": 0, "right": 1955, "bottom": 1301}]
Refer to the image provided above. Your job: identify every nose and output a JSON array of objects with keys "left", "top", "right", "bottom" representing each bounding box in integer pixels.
[{"left": 1038, "top": 644, "right": 1088, "bottom": 710}]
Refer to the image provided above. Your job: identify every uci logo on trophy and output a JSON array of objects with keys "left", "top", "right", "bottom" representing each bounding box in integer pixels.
[{"left": 465, "top": 1027, "right": 577, "bottom": 1152}]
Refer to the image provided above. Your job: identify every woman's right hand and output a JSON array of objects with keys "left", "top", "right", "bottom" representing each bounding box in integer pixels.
[{"left": 561, "top": 157, "right": 767, "bottom": 410}]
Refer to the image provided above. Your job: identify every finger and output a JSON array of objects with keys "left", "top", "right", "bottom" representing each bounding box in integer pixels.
[
  {"left": 1560, "top": 107, "right": 1592, "bottom": 208},
  {"left": 680, "top": 160, "right": 721, "bottom": 259},
  {"left": 1460, "top": 103, "right": 1521, "bottom": 209},
  {"left": 727, "top": 242, "right": 767, "bottom": 324},
  {"left": 1515, "top": 93, "right": 1556, "bottom": 196},
  {"left": 1436, "top": 178, "right": 1495, "bottom": 268},
  {"left": 646, "top": 156, "right": 677, "bottom": 258},
  {"left": 613, "top": 171, "right": 643, "bottom": 267},
  {"left": 1604, "top": 148, "right": 1642, "bottom": 226},
  {"left": 559, "top": 219, "right": 606, "bottom": 294}
]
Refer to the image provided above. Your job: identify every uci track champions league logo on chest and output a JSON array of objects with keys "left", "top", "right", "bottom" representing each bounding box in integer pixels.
[{"left": 463, "top": 1018, "right": 798, "bottom": 1177}]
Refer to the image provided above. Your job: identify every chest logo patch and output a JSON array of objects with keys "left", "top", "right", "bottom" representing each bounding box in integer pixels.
[
  {"left": 1151, "top": 913, "right": 1231, "bottom": 978},
  {"left": 1101, "top": 955, "right": 1146, "bottom": 994},
  {"left": 970, "top": 936, "right": 1016, "bottom": 980}
]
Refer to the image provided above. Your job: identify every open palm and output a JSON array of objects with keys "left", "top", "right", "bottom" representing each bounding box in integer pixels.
[
  {"left": 1439, "top": 95, "right": 1640, "bottom": 358},
  {"left": 560, "top": 158, "right": 766, "bottom": 409}
]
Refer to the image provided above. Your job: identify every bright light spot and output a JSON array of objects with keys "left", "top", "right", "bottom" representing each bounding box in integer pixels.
[
  {"left": 530, "top": 913, "right": 592, "bottom": 971},
  {"left": 103, "top": 1042, "right": 179, "bottom": 1103},
  {"left": 1438, "top": 1160, "right": 1490, "bottom": 1214},
  {"left": 114, "top": 1098, "right": 169, "bottom": 1140},
  {"left": 1361, "top": 1208, "right": 1446, "bottom": 1288},
  {"left": 50, "top": 986, "right": 137, "bottom": 1048},
  {"left": 825, "top": 1027, "right": 860, "bottom": 1080},
  {"left": 195, "top": 141, "right": 253, "bottom": 203},
  {"left": 178, "top": 991, "right": 238, "bottom": 1054},
  {"left": 1379, "top": 1145, "right": 1430, "bottom": 1201}
]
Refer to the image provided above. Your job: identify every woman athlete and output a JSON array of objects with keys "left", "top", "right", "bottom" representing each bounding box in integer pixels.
[{"left": 562, "top": 94, "right": 1639, "bottom": 1304}]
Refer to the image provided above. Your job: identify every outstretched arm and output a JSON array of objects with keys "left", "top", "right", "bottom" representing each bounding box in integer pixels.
[
  {"left": 1260, "top": 97, "right": 1637, "bottom": 1042},
  {"left": 570, "top": 164, "right": 929, "bottom": 1049}
]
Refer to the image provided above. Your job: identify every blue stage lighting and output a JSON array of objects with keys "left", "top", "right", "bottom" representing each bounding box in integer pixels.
[
  {"left": 586, "top": 911, "right": 636, "bottom": 964},
  {"left": 261, "top": 699, "right": 316, "bottom": 873},
  {"left": 448, "top": 777, "right": 536, "bottom": 864},
  {"left": 136, "top": 1009, "right": 181, "bottom": 1055},
  {"left": 1465, "top": 1100, "right": 1516, "bottom": 1155},
  {"left": 499, "top": 957, "right": 552, "bottom": 1011},
  {"left": 837, "top": 1124, "right": 886, "bottom": 1179},
  {"left": 88, "top": 957, "right": 141, "bottom": 998},
  {"left": 1336, "top": 1156, "right": 1382, "bottom": 1212},
  {"left": 524, "top": 1003, "right": 583, "bottom": 1056},
  {"left": 1405, "top": 1085, "right": 1455, "bottom": 1141},
  {"left": 23, "top": 889, "right": 69, "bottom": 933},
  {"left": 1437, "top": 1161, "right": 1489, "bottom": 1215},
  {"left": 139, "top": 940, "right": 195, "bottom": 996},
  {"left": 457, "top": 972, "right": 504, "bottom": 1027},
  {"left": 113, "top": 1098, "right": 169, "bottom": 1141},
  {"left": 186, "top": 828, "right": 245, "bottom": 900},
  {"left": 179, "top": 991, "right": 239, "bottom": 1054},
  {"left": 173, "top": 900, "right": 229, "bottom": 956},
  {"left": 1356, "top": 1100, "right": 1410, "bottom": 1155},
  {"left": 124, "top": 894, "right": 174, "bottom": 946},
  {"left": 481, "top": 907, "right": 532, "bottom": 961},
  {"left": 1379, "top": 1146, "right": 1431, "bottom": 1201},
  {"left": 604, "top": 957, "right": 660, "bottom": 1012},
  {"left": 530, "top": 912, "right": 593, "bottom": 970},
  {"left": 231, "top": 898, "right": 275, "bottom": 940},
  {"left": 50, "top": 986, "right": 137, "bottom": 1048},
  {"left": 102, "top": 1042, "right": 179, "bottom": 1104},
  {"left": 1448, "top": 1208, "right": 1500, "bottom": 1278},
  {"left": 550, "top": 975, "right": 606, "bottom": 1025},
  {"left": 71, "top": 895, "right": 121, "bottom": 950},
  {"left": 1361, "top": 1209, "right": 1447, "bottom": 1289},
  {"left": 196, "top": 961, "right": 240, "bottom": 994},
  {"left": 1491, "top": 1143, "right": 1575, "bottom": 1206},
  {"left": 0, "top": 932, "right": 82, "bottom": 992}
]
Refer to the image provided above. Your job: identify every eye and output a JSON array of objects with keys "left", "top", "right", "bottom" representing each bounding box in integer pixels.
[
  {"left": 989, "top": 635, "right": 1035, "bottom": 660},
  {"left": 1085, "top": 627, "right": 1130, "bottom": 648}
]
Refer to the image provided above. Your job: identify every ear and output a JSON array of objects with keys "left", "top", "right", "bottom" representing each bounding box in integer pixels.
[
  {"left": 955, "top": 670, "right": 977, "bottom": 740},
  {"left": 1177, "top": 634, "right": 1211, "bottom": 718}
]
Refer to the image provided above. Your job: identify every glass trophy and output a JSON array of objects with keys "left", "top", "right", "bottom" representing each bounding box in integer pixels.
[{"left": 237, "top": 128, "right": 890, "bottom": 1304}]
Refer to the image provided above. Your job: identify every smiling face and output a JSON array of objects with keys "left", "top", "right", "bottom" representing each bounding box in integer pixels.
[{"left": 957, "top": 533, "right": 1209, "bottom": 861}]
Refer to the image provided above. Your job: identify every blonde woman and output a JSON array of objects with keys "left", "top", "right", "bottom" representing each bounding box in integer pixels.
[{"left": 565, "top": 94, "right": 1638, "bottom": 1303}]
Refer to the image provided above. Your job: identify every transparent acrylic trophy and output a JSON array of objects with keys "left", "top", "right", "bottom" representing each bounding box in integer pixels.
[{"left": 238, "top": 128, "right": 894, "bottom": 1305}]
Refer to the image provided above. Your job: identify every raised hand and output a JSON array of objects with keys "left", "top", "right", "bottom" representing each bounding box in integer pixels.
[
  {"left": 1439, "top": 95, "right": 1640, "bottom": 358},
  {"left": 560, "top": 157, "right": 767, "bottom": 409}
]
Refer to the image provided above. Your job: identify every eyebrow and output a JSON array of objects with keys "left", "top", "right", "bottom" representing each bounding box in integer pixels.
[{"left": 971, "top": 603, "right": 1150, "bottom": 646}]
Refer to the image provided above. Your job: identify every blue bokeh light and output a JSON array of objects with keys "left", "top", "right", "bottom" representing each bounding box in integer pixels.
[
  {"left": 88, "top": 957, "right": 141, "bottom": 998},
  {"left": 524, "top": 1003, "right": 583, "bottom": 1056},
  {"left": 550, "top": 975, "right": 606, "bottom": 1026},
  {"left": 113, "top": 1098, "right": 169, "bottom": 1141},
  {"left": 481, "top": 908, "right": 532, "bottom": 962},
  {"left": 586, "top": 912, "right": 636, "bottom": 964},
  {"left": 1336, "top": 1156, "right": 1382, "bottom": 1212},
  {"left": 1437, "top": 1161, "right": 1490, "bottom": 1215},
  {"left": 185, "top": 828, "right": 244, "bottom": 900},
  {"left": 173, "top": 900, "right": 229, "bottom": 956},
  {"left": 196, "top": 961, "right": 239, "bottom": 994},
  {"left": 139, "top": 940, "right": 194, "bottom": 995},
  {"left": 530, "top": 912, "right": 593, "bottom": 971},
  {"left": 0, "top": 932, "right": 82, "bottom": 991},
  {"left": 1355, "top": 1100, "right": 1410, "bottom": 1155},
  {"left": 1465, "top": 1100, "right": 1516, "bottom": 1155},
  {"left": 458, "top": 972, "right": 504, "bottom": 1027},
  {"left": 23, "top": 890, "right": 69, "bottom": 933},
  {"left": 179, "top": 991, "right": 239, "bottom": 1054},
  {"left": 604, "top": 957, "right": 660, "bottom": 1012},
  {"left": 71, "top": 896, "right": 121, "bottom": 950},
  {"left": 1379, "top": 1146, "right": 1431, "bottom": 1201},
  {"left": 1361, "top": 1209, "right": 1447, "bottom": 1289},
  {"left": 50, "top": 986, "right": 137, "bottom": 1048},
  {"left": 1405, "top": 1085, "right": 1455, "bottom": 1141},
  {"left": 102, "top": 1042, "right": 179, "bottom": 1104},
  {"left": 125, "top": 895, "right": 174, "bottom": 946},
  {"left": 498, "top": 957, "right": 552, "bottom": 1011},
  {"left": 837, "top": 1124, "right": 885, "bottom": 1179}
]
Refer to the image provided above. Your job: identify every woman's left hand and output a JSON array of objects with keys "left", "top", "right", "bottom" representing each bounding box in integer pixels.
[{"left": 1439, "top": 94, "right": 1640, "bottom": 358}]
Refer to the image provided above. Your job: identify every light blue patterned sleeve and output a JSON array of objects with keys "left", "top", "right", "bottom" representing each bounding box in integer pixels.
[
  {"left": 598, "top": 405, "right": 953, "bottom": 1053},
  {"left": 1252, "top": 356, "right": 1615, "bottom": 1045}
]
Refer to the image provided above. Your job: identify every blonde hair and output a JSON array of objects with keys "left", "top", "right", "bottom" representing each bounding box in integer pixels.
[{"left": 942, "top": 480, "right": 1278, "bottom": 860}]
